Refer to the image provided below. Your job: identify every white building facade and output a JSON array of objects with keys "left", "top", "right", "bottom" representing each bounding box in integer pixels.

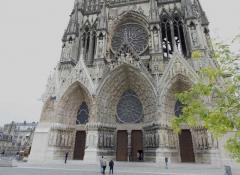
[
  {"left": 1, "top": 121, "right": 37, "bottom": 156},
  {"left": 29, "top": 0, "right": 221, "bottom": 164}
]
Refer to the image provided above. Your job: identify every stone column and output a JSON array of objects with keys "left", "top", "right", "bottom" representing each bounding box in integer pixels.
[
  {"left": 84, "top": 123, "right": 99, "bottom": 163},
  {"left": 127, "top": 130, "right": 132, "bottom": 161}
]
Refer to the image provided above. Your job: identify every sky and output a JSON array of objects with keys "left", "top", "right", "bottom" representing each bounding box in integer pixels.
[{"left": 0, "top": 0, "right": 239, "bottom": 126}]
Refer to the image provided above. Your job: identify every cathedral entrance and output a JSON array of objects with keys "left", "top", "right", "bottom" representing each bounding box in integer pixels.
[
  {"left": 73, "top": 131, "right": 86, "bottom": 160},
  {"left": 131, "top": 130, "right": 143, "bottom": 161},
  {"left": 116, "top": 130, "right": 128, "bottom": 161},
  {"left": 179, "top": 129, "right": 195, "bottom": 162}
]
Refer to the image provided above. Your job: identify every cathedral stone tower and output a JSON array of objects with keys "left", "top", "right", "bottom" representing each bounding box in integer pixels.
[{"left": 29, "top": 0, "right": 220, "bottom": 164}]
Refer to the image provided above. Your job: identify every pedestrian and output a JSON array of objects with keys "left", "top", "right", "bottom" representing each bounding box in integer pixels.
[
  {"left": 137, "top": 152, "right": 140, "bottom": 161},
  {"left": 16, "top": 152, "right": 20, "bottom": 161},
  {"left": 1, "top": 150, "right": 5, "bottom": 157},
  {"left": 100, "top": 156, "right": 104, "bottom": 174},
  {"left": 102, "top": 157, "right": 107, "bottom": 174},
  {"left": 65, "top": 152, "right": 69, "bottom": 164},
  {"left": 109, "top": 159, "right": 114, "bottom": 174},
  {"left": 165, "top": 157, "right": 168, "bottom": 169}
]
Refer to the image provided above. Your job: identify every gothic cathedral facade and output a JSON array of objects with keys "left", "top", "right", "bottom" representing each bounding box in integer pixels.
[{"left": 29, "top": 0, "right": 221, "bottom": 164}]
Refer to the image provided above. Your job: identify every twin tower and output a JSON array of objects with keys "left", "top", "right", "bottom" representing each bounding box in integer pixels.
[{"left": 29, "top": 0, "right": 222, "bottom": 165}]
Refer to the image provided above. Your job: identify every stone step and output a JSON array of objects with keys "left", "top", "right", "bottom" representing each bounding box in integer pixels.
[{"left": 0, "top": 159, "right": 13, "bottom": 167}]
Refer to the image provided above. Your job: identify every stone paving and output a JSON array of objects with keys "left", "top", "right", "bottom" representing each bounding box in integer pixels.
[{"left": 0, "top": 161, "right": 239, "bottom": 175}]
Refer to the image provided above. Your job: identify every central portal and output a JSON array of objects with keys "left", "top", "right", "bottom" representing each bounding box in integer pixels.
[
  {"left": 73, "top": 131, "right": 86, "bottom": 160},
  {"left": 116, "top": 130, "right": 143, "bottom": 161}
]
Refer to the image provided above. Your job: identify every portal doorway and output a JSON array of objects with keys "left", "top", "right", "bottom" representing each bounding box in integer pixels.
[
  {"left": 73, "top": 131, "right": 86, "bottom": 160},
  {"left": 131, "top": 130, "right": 143, "bottom": 161},
  {"left": 179, "top": 129, "right": 195, "bottom": 162},
  {"left": 116, "top": 130, "right": 128, "bottom": 161}
]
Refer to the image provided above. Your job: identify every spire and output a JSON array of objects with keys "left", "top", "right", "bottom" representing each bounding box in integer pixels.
[
  {"left": 98, "top": 1, "right": 108, "bottom": 30},
  {"left": 74, "top": 0, "right": 83, "bottom": 6},
  {"left": 149, "top": 0, "right": 159, "bottom": 23},
  {"left": 182, "top": 0, "right": 209, "bottom": 25},
  {"left": 194, "top": 0, "right": 209, "bottom": 26},
  {"left": 181, "top": 0, "right": 195, "bottom": 19},
  {"left": 201, "top": 11, "right": 209, "bottom": 26},
  {"left": 62, "top": 2, "right": 79, "bottom": 42}
]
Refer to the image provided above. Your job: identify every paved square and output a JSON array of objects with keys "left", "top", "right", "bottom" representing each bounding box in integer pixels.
[{"left": 1, "top": 162, "right": 239, "bottom": 175}]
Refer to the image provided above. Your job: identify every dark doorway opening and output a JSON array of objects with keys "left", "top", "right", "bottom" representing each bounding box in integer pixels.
[
  {"left": 116, "top": 130, "right": 128, "bottom": 161},
  {"left": 131, "top": 130, "right": 143, "bottom": 161},
  {"left": 179, "top": 129, "right": 195, "bottom": 162},
  {"left": 73, "top": 131, "right": 86, "bottom": 160}
]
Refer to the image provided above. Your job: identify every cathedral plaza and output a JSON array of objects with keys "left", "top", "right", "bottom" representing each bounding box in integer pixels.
[{"left": 2, "top": 161, "right": 240, "bottom": 175}]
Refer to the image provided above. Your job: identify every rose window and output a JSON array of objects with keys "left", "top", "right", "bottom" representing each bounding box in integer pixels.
[
  {"left": 117, "top": 90, "right": 143, "bottom": 123},
  {"left": 76, "top": 102, "right": 89, "bottom": 124},
  {"left": 111, "top": 23, "right": 148, "bottom": 55}
]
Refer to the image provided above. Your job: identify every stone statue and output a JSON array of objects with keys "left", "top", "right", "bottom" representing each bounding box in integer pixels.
[
  {"left": 153, "top": 28, "right": 160, "bottom": 51},
  {"left": 207, "top": 132, "right": 213, "bottom": 149},
  {"left": 191, "top": 30, "right": 200, "bottom": 48},
  {"left": 62, "top": 43, "right": 72, "bottom": 60},
  {"left": 98, "top": 38, "right": 104, "bottom": 57}
]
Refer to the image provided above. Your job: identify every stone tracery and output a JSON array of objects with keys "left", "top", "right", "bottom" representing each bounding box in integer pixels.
[{"left": 111, "top": 23, "right": 148, "bottom": 55}]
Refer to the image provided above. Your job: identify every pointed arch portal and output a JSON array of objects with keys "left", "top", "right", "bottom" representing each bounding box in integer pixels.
[
  {"left": 179, "top": 130, "right": 195, "bottom": 162},
  {"left": 73, "top": 131, "right": 86, "bottom": 160}
]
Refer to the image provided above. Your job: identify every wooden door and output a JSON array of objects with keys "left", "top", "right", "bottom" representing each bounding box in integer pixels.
[
  {"left": 131, "top": 130, "right": 143, "bottom": 161},
  {"left": 73, "top": 131, "right": 86, "bottom": 160},
  {"left": 116, "top": 130, "right": 128, "bottom": 161},
  {"left": 179, "top": 129, "right": 195, "bottom": 162}
]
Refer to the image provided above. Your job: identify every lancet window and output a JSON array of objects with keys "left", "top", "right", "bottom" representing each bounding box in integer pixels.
[
  {"left": 82, "top": 27, "right": 90, "bottom": 60},
  {"left": 161, "top": 15, "right": 173, "bottom": 59},
  {"left": 160, "top": 13, "right": 187, "bottom": 59},
  {"left": 173, "top": 14, "right": 187, "bottom": 57},
  {"left": 82, "top": 25, "right": 97, "bottom": 65}
]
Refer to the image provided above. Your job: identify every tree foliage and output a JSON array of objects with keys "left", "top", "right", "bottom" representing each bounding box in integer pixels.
[{"left": 171, "top": 37, "right": 240, "bottom": 162}]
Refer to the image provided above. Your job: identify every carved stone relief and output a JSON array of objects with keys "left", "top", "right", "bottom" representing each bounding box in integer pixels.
[{"left": 48, "top": 126, "right": 75, "bottom": 148}]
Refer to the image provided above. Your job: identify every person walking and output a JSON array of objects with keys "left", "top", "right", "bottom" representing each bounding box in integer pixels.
[
  {"left": 102, "top": 157, "right": 107, "bottom": 174},
  {"left": 100, "top": 156, "right": 104, "bottom": 174},
  {"left": 109, "top": 160, "right": 114, "bottom": 174},
  {"left": 165, "top": 157, "right": 168, "bottom": 169},
  {"left": 64, "top": 152, "right": 69, "bottom": 164}
]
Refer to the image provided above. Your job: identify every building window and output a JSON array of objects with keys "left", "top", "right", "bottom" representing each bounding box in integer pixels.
[
  {"left": 117, "top": 90, "right": 143, "bottom": 123},
  {"left": 175, "top": 100, "right": 184, "bottom": 117},
  {"left": 82, "top": 26, "right": 97, "bottom": 65},
  {"left": 99, "top": 32, "right": 104, "bottom": 40},
  {"left": 161, "top": 15, "right": 173, "bottom": 59},
  {"left": 173, "top": 14, "right": 187, "bottom": 57},
  {"left": 76, "top": 102, "right": 89, "bottom": 124},
  {"left": 82, "top": 27, "right": 90, "bottom": 60},
  {"left": 92, "top": 31, "right": 97, "bottom": 59},
  {"left": 161, "top": 13, "right": 187, "bottom": 58},
  {"left": 111, "top": 23, "right": 148, "bottom": 55}
]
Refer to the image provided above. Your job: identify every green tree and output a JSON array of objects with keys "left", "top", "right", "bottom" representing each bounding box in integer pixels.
[{"left": 172, "top": 37, "right": 240, "bottom": 162}]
